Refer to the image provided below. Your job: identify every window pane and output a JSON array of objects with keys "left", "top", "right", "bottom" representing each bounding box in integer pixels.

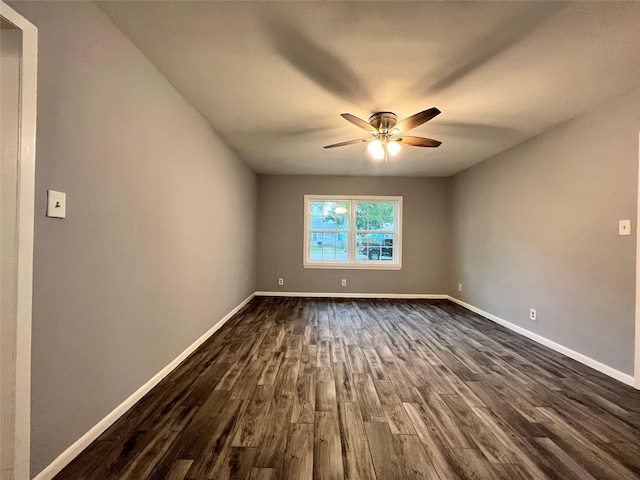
[
  {"left": 309, "top": 233, "right": 348, "bottom": 262},
  {"left": 335, "top": 214, "right": 348, "bottom": 230},
  {"left": 356, "top": 202, "right": 395, "bottom": 232},
  {"left": 322, "top": 247, "right": 336, "bottom": 261},
  {"left": 336, "top": 233, "right": 348, "bottom": 260},
  {"left": 355, "top": 203, "right": 367, "bottom": 230},
  {"left": 356, "top": 233, "right": 394, "bottom": 261},
  {"left": 367, "top": 216, "right": 393, "bottom": 232},
  {"left": 315, "top": 201, "right": 348, "bottom": 230},
  {"left": 310, "top": 216, "right": 323, "bottom": 229},
  {"left": 335, "top": 202, "right": 349, "bottom": 215},
  {"left": 323, "top": 216, "right": 337, "bottom": 229},
  {"left": 310, "top": 202, "right": 323, "bottom": 216},
  {"left": 309, "top": 239, "right": 322, "bottom": 260},
  {"left": 321, "top": 202, "right": 335, "bottom": 216},
  {"left": 356, "top": 233, "right": 369, "bottom": 260},
  {"left": 323, "top": 233, "right": 336, "bottom": 247}
]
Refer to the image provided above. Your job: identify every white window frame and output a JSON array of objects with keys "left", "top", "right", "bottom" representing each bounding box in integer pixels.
[{"left": 303, "top": 195, "right": 402, "bottom": 270}]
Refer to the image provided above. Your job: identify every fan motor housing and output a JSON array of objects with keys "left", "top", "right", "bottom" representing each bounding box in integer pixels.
[{"left": 369, "top": 112, "right": 397, "bottom": 132}]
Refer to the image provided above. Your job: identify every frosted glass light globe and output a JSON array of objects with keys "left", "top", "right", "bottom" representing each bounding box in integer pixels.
[
  {"left": 368, "top": 139, "right": 385, "bottom": 160},
  {"left": 387, "top": 141, "right": 401, "bottom": 156}
]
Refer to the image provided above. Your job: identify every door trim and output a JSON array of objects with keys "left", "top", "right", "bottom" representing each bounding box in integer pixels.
[
  {"left": 636, "top": 131, "right": 640, "bottom": 389},
  {"left": 0, "top": 2, "right": 37, "bottom": 477}
]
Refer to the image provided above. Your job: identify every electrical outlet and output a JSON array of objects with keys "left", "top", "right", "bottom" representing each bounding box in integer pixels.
[
  {"left": 458, "top": 283, "right": 462, "bottom": 292},
  {"left": 341, "top": 279, "right": 347, "bottom": 287},
  {"left": 529, "top": 308, "right": 537, "bottom": 321},
  {"left": 278, "top": 278, "right": 284, "bottom": 286}
]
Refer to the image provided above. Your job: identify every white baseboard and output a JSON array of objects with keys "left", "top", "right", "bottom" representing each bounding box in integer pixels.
[
  {"left": 255, "top": 291, "right": 449, "bottom": 299},
  {"left": 448, "top": 296, "right": 635, "bottom": 387},
  {"left": 33, "top": 293, "right": 256, "bottom": 480}
]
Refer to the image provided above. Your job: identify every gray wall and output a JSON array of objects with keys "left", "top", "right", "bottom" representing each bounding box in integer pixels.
[
  {"left": 257, "top": 175, "right": 451, "bottom": 294},
  {"left": 451, "top": 87, "right": 640, "bottom": 375},
  {"left": 7, "top": 2, "right": 257, "bottom": 475}
]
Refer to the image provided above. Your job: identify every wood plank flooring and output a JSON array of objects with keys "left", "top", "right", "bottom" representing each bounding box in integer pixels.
[{"left": 55, "top": 297, "right": 640, "bottom": 479}]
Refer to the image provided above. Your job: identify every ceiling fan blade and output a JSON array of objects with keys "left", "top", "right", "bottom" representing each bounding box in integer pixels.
[
  {"left": 324, "top": 138, "right": 370, "bottom": 149},
  {"left": 341, "top": 113, "right": 377, "bottom": 133},
  {"left": 395, "top": 108, "right": 441, "bottom": 132},
  {"left": 395, "top": 136, "right": 442, "bottom": 147}
]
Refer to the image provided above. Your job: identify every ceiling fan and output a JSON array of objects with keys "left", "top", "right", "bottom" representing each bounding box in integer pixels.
[{"left": 324, "top": 107, "right": 442, "bottom": 162}]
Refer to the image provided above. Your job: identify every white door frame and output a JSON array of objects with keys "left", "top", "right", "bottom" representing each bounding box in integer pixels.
[
  {"left": 636, "top": 132, "right": 640, "bottom": 389},
  {"left": 0, "top": 2, "right": 37, "bottom": 477}
]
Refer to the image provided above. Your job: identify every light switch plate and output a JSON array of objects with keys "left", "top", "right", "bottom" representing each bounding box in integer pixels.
[
  {"left": 47, "top": 190, "right": 66, "bottom": 218},
  {"left": 619, "top": 219, "right": 631, "bottom": 236}
]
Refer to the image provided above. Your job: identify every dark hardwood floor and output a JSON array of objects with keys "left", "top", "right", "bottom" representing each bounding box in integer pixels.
[{"left": 55, "top": 297, "right": 640, "bottom": 479}]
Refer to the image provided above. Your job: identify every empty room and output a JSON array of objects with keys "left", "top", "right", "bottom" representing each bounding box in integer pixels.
[{"left": 1, "top": 1, "right": 640, "bottom": 479}]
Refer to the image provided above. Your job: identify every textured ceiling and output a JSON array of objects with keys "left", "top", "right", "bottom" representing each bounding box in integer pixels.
[{"left": 97, "top": 1, "right": 640, "bottom": 177}]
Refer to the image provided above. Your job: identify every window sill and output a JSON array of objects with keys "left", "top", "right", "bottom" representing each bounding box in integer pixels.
[{"left": 303, "top": 262, "right": 402, "bottom": 270}]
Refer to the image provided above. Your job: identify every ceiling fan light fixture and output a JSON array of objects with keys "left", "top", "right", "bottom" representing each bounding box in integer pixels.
[
  {"left": 324, "top": 108, "right": 441, "bottom": 161},
  {"left": 368, "top": 139, "right": 385, "bottom": 160},
  {"left": 387, "top": 141, "right": 401, "bottom": 156},
  {"left": 367, "top": 138, "right": 382, "bottom": 153},
  {"left": 372, "top": 149, "right": 385, "bottom": 161}
]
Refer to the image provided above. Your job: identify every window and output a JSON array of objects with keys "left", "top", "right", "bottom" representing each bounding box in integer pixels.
[{"left": 304, "top": 195, "right": 402, "bottom": 269}]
